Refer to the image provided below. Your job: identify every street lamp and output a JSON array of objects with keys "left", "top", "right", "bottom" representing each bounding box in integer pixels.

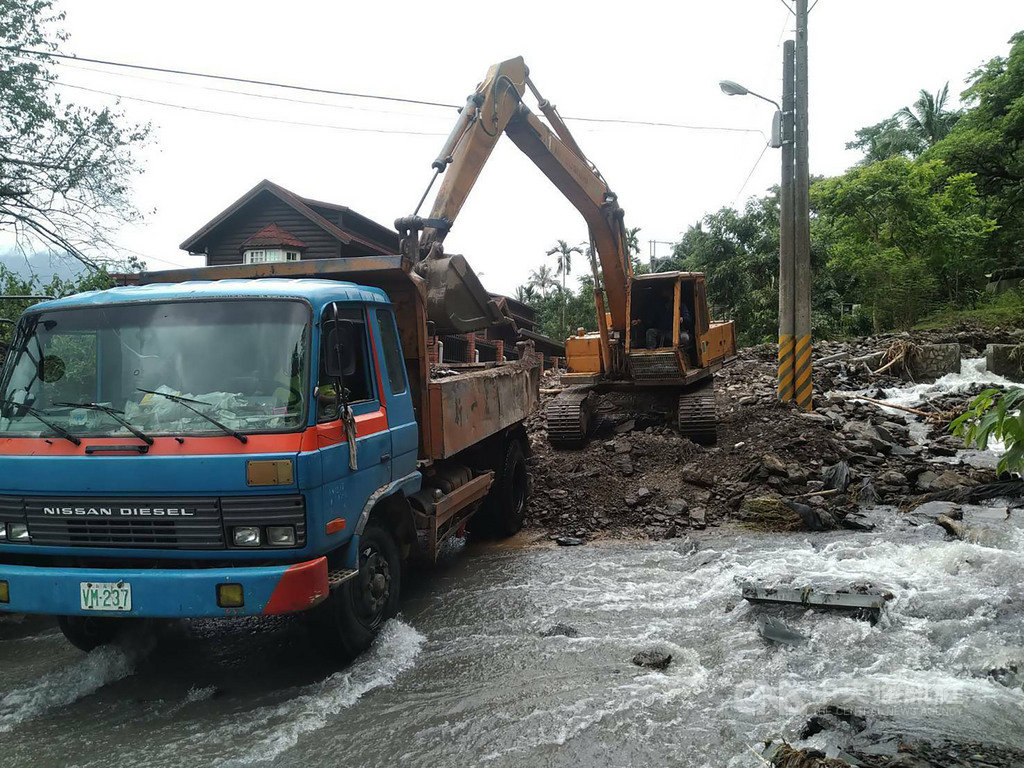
[
  {"left": 719, "top": 80, "right": 782, "bottom": 148},
  {"left": 718, "top": 80, "right": 780, "bottom": 110}
]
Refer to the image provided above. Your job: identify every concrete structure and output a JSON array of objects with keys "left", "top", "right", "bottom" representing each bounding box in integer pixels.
[{"left": 986, "top": 344, "right": 1024, "bottom": 381}]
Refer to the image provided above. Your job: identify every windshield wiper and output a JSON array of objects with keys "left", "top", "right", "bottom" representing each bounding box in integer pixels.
[
  {"left": 55, "top": 401, "right": 154, "bottom": 445},
  {"left": 137, "top": 388, "right": 248, "bottom": 444},
  {"left": 0, "top": 399, "right": 81, "bottom": 446}
]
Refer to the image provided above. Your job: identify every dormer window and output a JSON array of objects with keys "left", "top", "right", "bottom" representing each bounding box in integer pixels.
[
  {"left": 238, "top": 223, "right": 307, "bottom": 265},
  {"left": 243, "top": 249, "right": 301, "bottom": 264}
]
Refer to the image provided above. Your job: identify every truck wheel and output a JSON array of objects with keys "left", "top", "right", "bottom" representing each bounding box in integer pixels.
[
  {"left": 311, "top": 525, "right": 402, "bottom": 661},
  {"left": 57, "top": 615, "right": 126, "bottom": 652},
  {"left": 475, "top": 438, "right": 529, "bottom": 538}
]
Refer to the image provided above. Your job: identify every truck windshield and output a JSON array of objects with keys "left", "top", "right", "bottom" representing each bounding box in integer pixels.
[{"left": 0, "top": 299, "right": 310, "bottom": 439}]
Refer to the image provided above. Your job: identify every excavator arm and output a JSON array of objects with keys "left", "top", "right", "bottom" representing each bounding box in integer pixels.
[{"left": 403, "top": 57, "right": 632, "bottom": 353}]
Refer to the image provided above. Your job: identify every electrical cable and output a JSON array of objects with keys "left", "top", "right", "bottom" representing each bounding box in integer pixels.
[
  {"left": 49, "top": 59, "right": 453, "bottom": 120},
  {"left": 8, "top": 46, "right": 765, "bottom": 136},
  {"left": 49, "top": 81, "right": 448, "bottom": 136},
  {"left": 737, "top": 142, "right": 770, "bottom": 205}
]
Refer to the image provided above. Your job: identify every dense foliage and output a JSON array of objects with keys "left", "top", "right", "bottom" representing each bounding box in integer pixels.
[
  {"left": 649, "top": 33, "right": 1020, "bottom": 347},
  {"left": 0, "top": 263, "right": 123, "bottom": 352},
  {"left": 952, "top": 386, "right": 1024, "bottom": 474}
]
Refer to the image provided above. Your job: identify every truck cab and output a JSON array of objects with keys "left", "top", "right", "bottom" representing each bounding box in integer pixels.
[{"left": 0, "top": 271, "right": 537, "bottom": 657}]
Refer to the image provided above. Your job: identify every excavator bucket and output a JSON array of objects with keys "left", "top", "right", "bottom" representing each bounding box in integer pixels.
[{"left": 414, "top": 252, "right": 504, "bottom": 333}]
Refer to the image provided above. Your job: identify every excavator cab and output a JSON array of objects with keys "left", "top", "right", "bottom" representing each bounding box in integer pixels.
[{"left": 626, "top": 272, "right": 722, "bottom": 383}]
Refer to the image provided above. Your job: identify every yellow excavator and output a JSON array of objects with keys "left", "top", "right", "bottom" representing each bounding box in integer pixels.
[{"left": 396, "top": 56, "right": 736, "bottom": 448}]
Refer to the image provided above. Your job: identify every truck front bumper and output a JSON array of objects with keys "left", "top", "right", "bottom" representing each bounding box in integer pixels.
[{"left": 0, "top": 557, "right": 329, "bottom": 618}]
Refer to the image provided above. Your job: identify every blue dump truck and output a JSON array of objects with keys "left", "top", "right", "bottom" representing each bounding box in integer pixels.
[{"left": 0, "top": 255, "right": 539, "bottom": 657}]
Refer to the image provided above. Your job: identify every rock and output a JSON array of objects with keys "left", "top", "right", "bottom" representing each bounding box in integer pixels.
[
  {"left": 547, "top": 489, "right": 569, "bottom": 500},
  {"left": 539, "top": 622, "right": 579, "bottom": 638},
  {"left": 689, "top": 507, "right": 706, "bottom": 529},
  {"left": 637, "top": 487, "right": 653, "bottom": 501},
  {"left": 555, "top": 536, "right": 584, "bottom": 546},
  {"left": 613, "top": 439, "right": 632, "bottom": 455},
  {"left": 936, "top": 514, "right": 965, "bottom": 539},
  {"left": 822, "top": 461, "right": 851, "bottom": 493},
  {"left": 631, "top": 648, "right": 672, "bottom": 670},
  {"left": 842, "top": 511, "right": 876, "bottom": 531},
  {"left": 785, "top": 500, "right": 837, "bottom": 531},
  {"left": 757, "top": 615, "right": 806, "bottom": 646},
  {"left": 856, "top": 478, "right": 880, "bottom": 504},
  {"left": 613, "top": 418, "right": 636, "bottom": 434},
  {"left": 878, "top": 469, "right": 908, "bottom": 486},
  {"left": 665, "top": 498, "right": 689, "bottom": 516},
  {"left": 916, "top": 470, "right": 939, "bottom": 491},
  {"left": 762, "top": 453, "right": 789, "bottom": 476},
  {"left": 614, "top": 457, "right": 634, "bottom": 476}
]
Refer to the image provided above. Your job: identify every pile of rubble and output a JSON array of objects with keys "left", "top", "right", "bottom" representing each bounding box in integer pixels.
[{"left": 524, "top": 328, "right": 1019, "bottom": 540}]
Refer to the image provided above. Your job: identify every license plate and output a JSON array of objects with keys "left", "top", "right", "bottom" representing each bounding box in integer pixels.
[{"left": 80, "top": 581, "right": 132, "bottom": 612}]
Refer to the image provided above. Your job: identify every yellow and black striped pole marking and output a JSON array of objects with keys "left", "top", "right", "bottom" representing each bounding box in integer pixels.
[
  {"left": 777, "top": 334, "right": 795, "bottom": 402},
  {"left": 794, "top": 334, "right": 813, "bottom": 411}
]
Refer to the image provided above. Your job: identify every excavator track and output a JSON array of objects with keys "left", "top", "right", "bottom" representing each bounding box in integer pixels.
[
  {"left": 677, "top": 384, "right": 717, "bottom": 446},
  {"left": 546, "top": 388, "right": 593, "bottom": 449}
]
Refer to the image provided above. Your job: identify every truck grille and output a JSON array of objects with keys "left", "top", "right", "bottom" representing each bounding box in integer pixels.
[{"left": 0, "top": 495, "right": 306, "bottom": 550}]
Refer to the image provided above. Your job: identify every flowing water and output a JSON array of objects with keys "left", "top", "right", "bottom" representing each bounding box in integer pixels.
[{"left": 1, "top": 364, "right": 1022, "bottom": 767}]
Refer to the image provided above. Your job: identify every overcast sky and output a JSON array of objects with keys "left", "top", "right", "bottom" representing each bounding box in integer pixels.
[{"left": 40, "top": 0, "right": 1024, "bottom": 294}]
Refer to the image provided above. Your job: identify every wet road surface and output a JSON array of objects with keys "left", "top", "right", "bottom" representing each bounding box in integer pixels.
[{"left": 2, "top": 502, "right": 1024, "bottom": 767}]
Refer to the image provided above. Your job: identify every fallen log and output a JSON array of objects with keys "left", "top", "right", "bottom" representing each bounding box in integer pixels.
[{"left": 849, "top": 394, "right": 948, "bottom": 421}]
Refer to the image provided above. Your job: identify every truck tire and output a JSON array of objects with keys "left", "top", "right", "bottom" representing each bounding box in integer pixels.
[
  {"left": 58, "top": 615, "right": 128, "bottom": 652},
  {"left": 474, "top": 437, "right": 529, "bottom": 538},
  {"left": 311, "top": 525, "right": 402, "bottom": 661}
]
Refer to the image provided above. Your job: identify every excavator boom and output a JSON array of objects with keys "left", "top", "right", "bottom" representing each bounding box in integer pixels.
[{"left": 416, "top": 56, "right": 631, "bottom": 334}]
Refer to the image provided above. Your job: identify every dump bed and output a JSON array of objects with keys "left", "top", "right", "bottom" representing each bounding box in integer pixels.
[
  {"left": 140, "top": 256, "right": 540, "bottom": 463},
  {"left": 428, "top": 362, "right": 540, "bottom": 459}
]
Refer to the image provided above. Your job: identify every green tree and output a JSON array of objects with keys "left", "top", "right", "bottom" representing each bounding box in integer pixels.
[
  {"left": 546, "top": 239, "right": 584, "bottom": 340},
  {"left": 930, "top": 31, "right": 1024, "bottom": 267},
  {"left": 1, "top": 0, "right": 149, "bottom": 269},
  {"left": 812, "top": 157, "right": 995, "bottom": 328},
  {"left": 528, "top": 264, "right": 556, "bottom": 297},
  {"left": 0, "top": 262, "right": 123, "bottom": 351},
  {"left": 846, "top": 116, "right": 924, "bottom": 163},
  {"left": 898, "top": 83, "right": 960, "bottom": 147}
]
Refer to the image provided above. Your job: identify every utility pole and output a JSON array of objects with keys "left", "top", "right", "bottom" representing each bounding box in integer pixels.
[
  {"left": 777, "top": 39, "right": 796, "bottom": 403},
  {"left": 793, "top": 0, "right": 813, "bottom": 411}
]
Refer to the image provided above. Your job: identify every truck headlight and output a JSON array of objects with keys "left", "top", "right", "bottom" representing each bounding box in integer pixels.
[
  {"left": 266, "top": 526, "right": 296, "bottom": 547},
  {"left": 6, "top": 523, "right": 29, "bottom": 543},
  {"left": 232, "top": 526, "right": 261, "bottom": 547},
  {"left": 0, "top": 525, "right": 6, "bottom": 540}
]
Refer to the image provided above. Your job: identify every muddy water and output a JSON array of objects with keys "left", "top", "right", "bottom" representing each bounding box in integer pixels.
[{"left": 2, "top": 507, "right": 1024, "bottom": 768}]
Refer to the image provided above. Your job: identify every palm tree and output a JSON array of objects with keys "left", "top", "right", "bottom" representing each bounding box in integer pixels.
[
  {"left": 898, "top": 83, "right": 959, "bottom": 148},
  {"left": 528, "top": 265, "right": 556, "bottom": 297},
  {"left": 514, "top": 284, "right": 536, "bottom": 303},
  {"left": 546, "top": 239, "right": 584, "bottom": 340}
]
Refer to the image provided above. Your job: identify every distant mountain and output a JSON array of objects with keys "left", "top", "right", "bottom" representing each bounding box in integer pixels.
[{"left": 0, "top": 251, "right": 90, "bottom": 283}]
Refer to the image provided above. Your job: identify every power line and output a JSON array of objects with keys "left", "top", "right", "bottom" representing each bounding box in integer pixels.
[
  {"left": 3, "top": 45, "right": 459, "bottom": 110},
  {"left": 51, "top": 59, "right": 451, "bottom": 121},
  {"left": 776, "top": 0, "right": 795, "bottom": 15},
  {"left": 8, "top": 46, "right": 764, "bottom": 136},
  {"left": 733, "top": 142, "right": 771, "bottom": 205},
  {"left": 50, "top": 81, "right": 448, "bottom": 136}
]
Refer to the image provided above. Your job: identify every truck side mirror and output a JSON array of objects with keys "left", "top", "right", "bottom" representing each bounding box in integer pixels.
[{"left": 323, "top": 320, "right": 357, "bottom": 379}]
